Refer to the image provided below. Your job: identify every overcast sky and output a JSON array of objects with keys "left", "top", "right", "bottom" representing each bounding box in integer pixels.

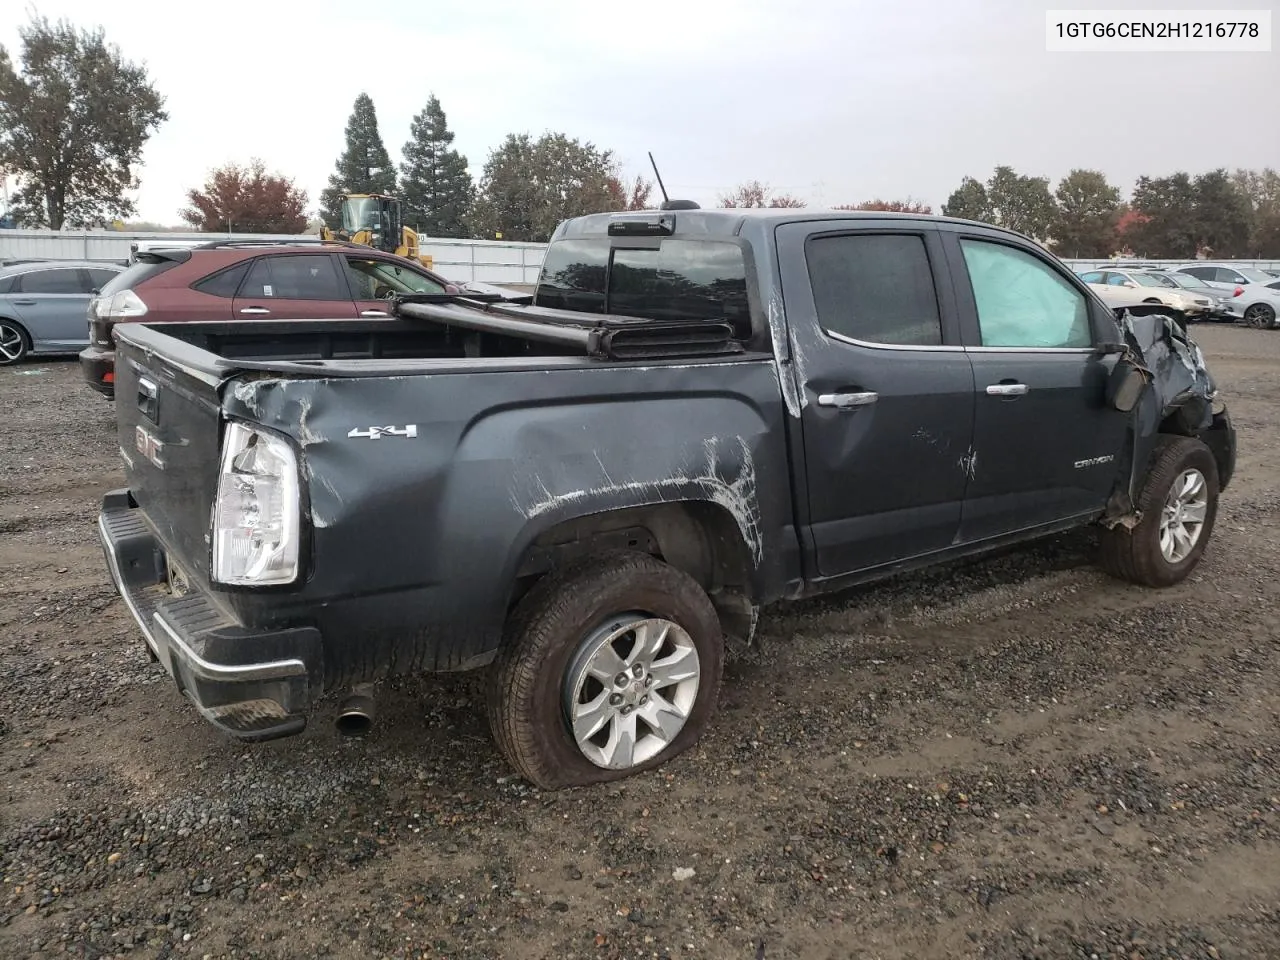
[{"left": 2, "top": 0, "right": 1277, "bottom": 225}]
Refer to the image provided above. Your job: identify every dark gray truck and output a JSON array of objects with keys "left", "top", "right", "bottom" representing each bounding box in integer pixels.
[{"left": 97, "top": 207, "right": 1236, "bottom": 789}]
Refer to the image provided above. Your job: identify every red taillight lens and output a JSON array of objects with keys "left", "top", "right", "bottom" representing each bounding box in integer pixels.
[
  {"left": 103, "top": 372, "right": 114, "bottom": 384},
  {"left": 1233, "top": 286, "right": 1244, "bottom": 297}
]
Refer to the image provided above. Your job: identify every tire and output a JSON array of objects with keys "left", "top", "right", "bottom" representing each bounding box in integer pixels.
[
  {"left": 0, "top": 319, "right": 30, "bottom": 365},
  {"left": 486, "top": 550, "right": 725, "bottom": 789},
  {"left": 1243, "top": 302, "right": 1276, "bottom": 330},
  {"left": 1099, "top": 436, "right": 1219, "bottom": 588}
]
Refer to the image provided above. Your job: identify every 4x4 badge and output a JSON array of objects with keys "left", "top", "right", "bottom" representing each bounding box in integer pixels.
[{"left": 348, "top": 425, "right": 418, "bottom": 440}]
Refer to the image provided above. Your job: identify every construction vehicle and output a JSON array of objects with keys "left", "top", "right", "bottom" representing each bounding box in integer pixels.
[{"left": 320, "top": 193, "right": 434, "bottom": 269}]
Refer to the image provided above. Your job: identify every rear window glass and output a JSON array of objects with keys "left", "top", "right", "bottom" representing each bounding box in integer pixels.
[
  {"left": 98, "top": 258, "right": 181, "bottom": 297},
  {"left": 534, "top": 238, "right": 750, "bottom": 332}
]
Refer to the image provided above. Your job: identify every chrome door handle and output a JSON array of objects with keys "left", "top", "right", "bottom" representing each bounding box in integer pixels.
[
  {"left": 986, "top": 383, "right": 1028, "bottom": 396},
  {"left": 817, "top": 391, "right": 879, "bottom": 408},
  {"left": 13, "top": 299, "right": 36, "bottom": 305},
  {"left": 239, "top": 307, "right": 270, "bottom": 315},
  {"left": 360, "top": 309, "right": 389, "bottom": 317}
]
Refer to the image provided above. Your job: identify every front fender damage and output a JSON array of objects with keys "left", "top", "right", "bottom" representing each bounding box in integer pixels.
[{"left": 1100, "top": 312, "right": 1230, "bottom": 530}]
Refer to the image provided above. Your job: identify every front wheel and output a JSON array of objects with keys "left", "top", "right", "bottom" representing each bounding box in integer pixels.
[
  {"left": 1099, "top": 436, "right": 1219, "bottom": 588},
  {"left": 487, "top": 551, "right": 725, "bottom": 789}
]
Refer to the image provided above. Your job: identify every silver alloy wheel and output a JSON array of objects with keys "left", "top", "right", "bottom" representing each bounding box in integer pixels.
[
  {"left": 1159, "top": 468, "right": 1209, "bottom": 564},
  {"left": 1244, "top": 303, "right": 1275, "bottom": 329},
  {"left": 563, "top": 616, "right": 701, "bottom": 770},
  {"left": 0, "top": 323, "right": 25, "bottom": 363}
]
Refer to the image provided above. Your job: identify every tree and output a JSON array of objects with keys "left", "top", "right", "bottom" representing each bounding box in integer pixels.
[
  {"left": 469, "top": 132, "right": 622, "bottom": 242},
  {"left": 0, "top": 16, "right": 166, "bottom": 229},
  {"left": 941, "top": 176, "right": 992, "bottom": 222},
  {"left": 718, "top": 180, "right": 806, "bottom": 208},
  {"left": 1052, "top": 169, "right": 1121, "bottom": 258},
  {"left": 986, "top": 166, "right": 1057, "bottom": 240},
  {"left": 319, "top": 93, "right": 397, "bottom": 228},
  {"left": 1113, "top": 204, "right": 1150, "bottom": 256},
  {"left": 606, "top": 173, "right": 654, "bottom": 211},
  {"left": 180, "top": 159, "right": 308, "bottom": 233},
  {"left": 1233, "top": 168, "right": 1280, "bottom": 258},
  {"left": 1129, "top": 173, "right": 1198, "bottom": 258},
  {"left": 834, "top": 198, "right": 932, "bottom": 214},
  {"left": 399, "top": 94, "right": 473, "bottom": 239},
  {"left": 1192, "top": 168, "right": 1251, "bottom": 258}
]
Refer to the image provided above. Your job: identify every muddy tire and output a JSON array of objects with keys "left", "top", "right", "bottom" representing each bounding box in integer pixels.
[
  {"left": 486, "top": 550, "right": 724, "bottom": 789},
  {"left": 1099, "top": 436, "right": 1219, "bottom": 588}
]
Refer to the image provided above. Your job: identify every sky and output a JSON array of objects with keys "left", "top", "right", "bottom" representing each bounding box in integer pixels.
[{"left": 2, "top": 0, "right": 1277, "bottom": 225}]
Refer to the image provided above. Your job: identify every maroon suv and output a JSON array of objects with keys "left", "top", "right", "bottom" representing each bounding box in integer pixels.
[{"left": 80, "top": 240, "right": 459, "bottom": 397}]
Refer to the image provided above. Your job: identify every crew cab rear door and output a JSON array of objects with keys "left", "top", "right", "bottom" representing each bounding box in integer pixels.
[
  {"left": 232, "top": 253, "right": 358, "bottom": 320},
  {"left": 776, "top": 221, "right": 975, "bottom": 578},
  {"left": 939, "top": 227, "right": 1128, "bottom": 541}
]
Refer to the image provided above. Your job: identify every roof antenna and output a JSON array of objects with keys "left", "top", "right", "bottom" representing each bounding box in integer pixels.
[
  {"left": 648, "top": 151, "right": 669, "bottom": 205},
  {"left": 648, "top": 151, "right": 700, "bottom": 211}
]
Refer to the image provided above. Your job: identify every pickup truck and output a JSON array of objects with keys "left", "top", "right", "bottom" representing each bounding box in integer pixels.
[{"left": 96, "top": 206, "right": 1236, "bottom": 790}]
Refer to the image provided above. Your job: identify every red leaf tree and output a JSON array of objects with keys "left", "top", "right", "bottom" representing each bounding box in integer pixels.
[
  {"left": 181, "top": 159, "right": 309, "bottom": 233},
  {"left": 606, "top": 173, "right": 654, "bottom": 211}
]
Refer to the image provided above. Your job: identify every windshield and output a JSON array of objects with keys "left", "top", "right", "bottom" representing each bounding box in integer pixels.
[
  {"left": 1135, "top": 272, "right": 1176, "bottom": 288},
  {"left": 341, "top": 196, "right": 380, "bottom": 233}
]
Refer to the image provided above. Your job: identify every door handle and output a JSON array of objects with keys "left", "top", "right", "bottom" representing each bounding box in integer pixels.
[
  {"left": 817, "top": 391, "right": 879, "bottom": 408},
  {"left": 986, "top": 383, "right": 1029, "bottom": 397},
  {"left": 13, "top": 299, "right": 36, "bottom": 305},
  {"left": 360, "top": 309, "right": 389, "bottom": 317},
  {"left": 239, "top": 307, "right": 270, "bottom": 315}
]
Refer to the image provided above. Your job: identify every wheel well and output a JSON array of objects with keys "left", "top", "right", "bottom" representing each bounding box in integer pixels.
[{"left": 511, "top": 502, "right": 759, "bottom": 647}]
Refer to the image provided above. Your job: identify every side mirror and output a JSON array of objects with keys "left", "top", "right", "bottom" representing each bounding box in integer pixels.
[
  {"left": 1124, "top": 281, "right": 1137, "bottom": 288},
  {"left": 1107, "top": 361, "right": 1149, "bottom": 413}
]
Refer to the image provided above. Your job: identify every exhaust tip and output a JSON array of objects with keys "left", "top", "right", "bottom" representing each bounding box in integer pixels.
[{"left": 335, "top": 689, "right": 375, "bottom": 737}]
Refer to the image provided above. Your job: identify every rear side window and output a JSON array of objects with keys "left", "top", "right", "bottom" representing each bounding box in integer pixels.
[
  {"left": 194, "top": 261, "right": 251, "bottom": 298},
  {"left": 85, "top": 268, "right": 120, "bottom": 291},
  {"left": 805, "top": 233, "right": 942, "bottom": 346},
  {"left": 534, "top": 238, "right": 750, "bottom": 332},
  {"left": 20, "top": 268, "right": 89, "bottom": 294},
  {"left": 241, "top": 255, "right": 346, "bottom": 300}
]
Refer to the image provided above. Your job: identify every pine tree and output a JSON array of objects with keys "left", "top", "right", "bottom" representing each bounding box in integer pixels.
[
  {"left": 399, "top": 95, "right": 473, "bottom": 238},
  {"left": 319, "top": 93, "right": 397, "bottom": 227}
]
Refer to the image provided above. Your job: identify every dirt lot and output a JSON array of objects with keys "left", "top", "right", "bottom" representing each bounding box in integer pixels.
[{"left": 2, "top": 324, "right": 1278, "bottom": 960}]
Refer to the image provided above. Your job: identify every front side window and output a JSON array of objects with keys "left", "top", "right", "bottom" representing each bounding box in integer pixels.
[
  {"left": 241, "top": 255, "right": 346, "bottom": 300},
  {"left": 20, "top": 268, "right": 88, "bottom": 294},
  {"left": 1136, "top": 272, "right": 1176, "bottom": 288},
  {"left": 959, "top": 239, "right": 1091, "bottom": 348},
  {"left": 1079, "top": 271, "right": 1104, "bottom": 284},
  {"left": 1105, "top": 273, "right": 1130, "bottom": 286},
  {"left": 805, "top": 233, "right": 942, "bottom": 346},
  {"left": 344, "top": 257, "right": 445, "bottom": 299}
]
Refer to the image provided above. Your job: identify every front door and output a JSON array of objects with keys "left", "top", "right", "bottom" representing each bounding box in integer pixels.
[
  {"left": 232, "top": 253, "right": 358, "bottom": 320},
  {"left": 340, "top": 254, "right": 447, "bottom": 318},
  {"left": 776, "top": 222, "right": 976, "bottom": 578},
  {"left": 943, "top": 232, "right": 1128, "bottom": 541}
]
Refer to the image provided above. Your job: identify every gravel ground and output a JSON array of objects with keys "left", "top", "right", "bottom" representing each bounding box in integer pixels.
[{"left": 2, "top": 325, "right": 1279, "bottom": 960}]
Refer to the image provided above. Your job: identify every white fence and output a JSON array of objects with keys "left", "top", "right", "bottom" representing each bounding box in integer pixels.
[
  {"left": 0, "top": 230, "right": 550, "bottom": 286},
  {"left": 4, "top": 229, "right": 1279, "bottom": 285}
]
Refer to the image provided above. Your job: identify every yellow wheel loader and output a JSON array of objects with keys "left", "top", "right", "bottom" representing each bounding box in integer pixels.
[{"left": 321, "top": 194, "right": 434, "bottom": 269}]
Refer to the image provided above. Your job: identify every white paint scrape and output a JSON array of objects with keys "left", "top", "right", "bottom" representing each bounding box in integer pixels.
[{"left": 515, "top": 436, "right": 764, "bottom": 565}]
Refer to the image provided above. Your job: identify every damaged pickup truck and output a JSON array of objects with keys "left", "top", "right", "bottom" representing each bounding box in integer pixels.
[{"left": 97, "top": 207, "right": 1236, "bottom": 789}]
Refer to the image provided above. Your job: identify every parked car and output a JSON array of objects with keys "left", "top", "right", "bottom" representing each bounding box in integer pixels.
[
  {"left": 78, "top": 239, "right": 461, "bottom": 396},
  {"left": 1075, "top": 269, "right": 1213, "bottom": 318},
  {"left": 95, "top": 206, "right": 1235, "bottom": 789},
  {"left": 0, "top": 260, "right": 125, "bottom": 365},
  {"left": 1220, "top": 284, "right": 1280, "bottom": 329},
  {"left": 1156, "top": 270, "right": 1232, "bottom": 321}
]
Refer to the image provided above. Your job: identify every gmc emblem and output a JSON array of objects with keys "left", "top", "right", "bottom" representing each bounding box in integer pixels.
[{"left": 135, "top": 425, "right": 165, "bottom": 469}]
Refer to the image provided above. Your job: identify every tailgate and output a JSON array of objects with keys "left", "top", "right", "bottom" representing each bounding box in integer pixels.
[{"left": 114, "top": 336, "right": 225, "bottom": 583}]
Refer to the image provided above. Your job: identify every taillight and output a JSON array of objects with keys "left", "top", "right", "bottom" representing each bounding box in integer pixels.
[
  {"left": 100, "top": 289, "right": 149, "bottom": 319},
  {"left": 1233, "top": 286, "right": 1244, "bottom": 297}
]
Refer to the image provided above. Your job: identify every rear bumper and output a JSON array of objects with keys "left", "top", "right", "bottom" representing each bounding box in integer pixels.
[
  {"left": 97, "top": 489, "right": 323, "bottom": 741},
  {"left": 79, "top": 345, "right": 116, "bottom": 398}
]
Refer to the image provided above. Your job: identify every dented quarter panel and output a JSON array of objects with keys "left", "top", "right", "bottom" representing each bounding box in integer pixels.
[{"left": 216, "top": 358, "right": 794, "bottom": 683}]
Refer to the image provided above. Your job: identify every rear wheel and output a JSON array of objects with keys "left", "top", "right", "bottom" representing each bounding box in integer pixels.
[
  {"left": 1099, "top": 436, "right": 1219, "bottom": 588},
  {"left": 487, "top": 551, "right": 725, "bottom": 789},
  {"left": 1244, "top": 302, "right": 1276, "bottom": 329},
  {"left": 0, "top": 320, "right": 29, "bottom": 365}
]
